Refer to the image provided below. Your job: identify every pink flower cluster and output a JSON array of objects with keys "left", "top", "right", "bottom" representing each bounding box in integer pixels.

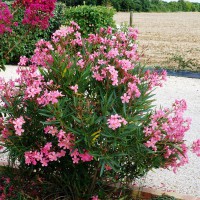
[
  {"left": 0, "top": 177, "right": 14, "bottom": 200},
  {"left": 144, "top": 99, "right": 191, "bottom": 172},
  {"left": 192, "top": 139, "right": 200, "bottom": 157},
  {"left": 18, "top": 56, "right": 29, "bottom": 66},
  {"left": 107, "top": 114, "right": 127, "bottom": 130},
  {"left": 144, "top": 70, "right": 167, "bottom": 90},
  {"left": 0, "top": 0, "right": 13, "bottom": 34},
  {"left": 1, "top": 0, "right": 56, "bottom": 36},
  {"left": 71, "top": 148, "right": 94, "bottom": 164},
  {"left": 16, "top": 63, "right": 63, "bottom": 106},
  {"left": 120, "top": 82, "right": 141, "bottom": 104},
  {"left": 44, "top": 126, "right": 93, "bottom": 164},
  {"left": 91, "top": 195, "right": 99, "bottom": 200},
  {"left": 12, "top": 116, "right": 25, "bottom": 136},
  {"left": 87, "top": 27, "right": 140, "bottom": 89},
  {"left": 25, "top": 142, "right": 66, "bottom": 166},
  {"left": 13, "top": 0, "right": 56, "bottom": 29},
  {"left": 70, "top": 84, "right": 78, "bottom": 93},
  {"left": 29, "top": 23, "right": 167, "bottom": 109},
  {"left": 30, "top": 39, "right": 54, "bottom": 67},
  {"left": 25, "top": 128, "right": 70, "bottom": 166},
  {"left": 25, "top": 126, "right": 93, "bottom": 166},
  {"left": 37, "top": 90, "right": 63, "bottom": 106}
]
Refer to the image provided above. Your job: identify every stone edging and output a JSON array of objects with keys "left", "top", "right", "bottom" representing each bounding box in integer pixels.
[
  {"left": 165, "top": 69, "right": 200, "bottom": 79},
  {"left": 131, "top": 186, "right": 200, "bottom": 200}
]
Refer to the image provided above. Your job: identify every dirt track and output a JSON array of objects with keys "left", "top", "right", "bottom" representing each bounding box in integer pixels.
[{"left": 114, "top": 12, "right": 200, "bottom": 70}]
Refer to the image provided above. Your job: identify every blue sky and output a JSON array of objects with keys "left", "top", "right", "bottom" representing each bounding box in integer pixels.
[{"left": 165, "top": 0, "right": 200, "bottom": 2}]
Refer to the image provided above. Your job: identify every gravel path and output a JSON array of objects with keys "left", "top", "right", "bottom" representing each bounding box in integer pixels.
[{"left": 1, "top": 66, "right": 200, "bottom": 197}]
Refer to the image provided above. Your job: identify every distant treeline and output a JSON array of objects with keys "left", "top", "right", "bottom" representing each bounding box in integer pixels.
[{"left": 59, "top": 0, "right": 200, "bottom": 12}]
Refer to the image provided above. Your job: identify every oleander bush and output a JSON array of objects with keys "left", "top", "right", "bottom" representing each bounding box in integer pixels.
[
  {"left": 0, "top": 22, "right": 199, "bottom": 199},
  {"left": 64, "top": 5, "right": 116, "bottom": 37}
]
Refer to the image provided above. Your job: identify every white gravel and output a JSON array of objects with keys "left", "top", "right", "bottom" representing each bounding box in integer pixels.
[{"left": 1, "top": 66, "right": 200, "bottom": 197}]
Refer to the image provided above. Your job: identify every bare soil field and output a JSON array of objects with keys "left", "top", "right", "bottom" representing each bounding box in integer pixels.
[{"left": 114, "top": 12, "right": 200, "bottom": 71}]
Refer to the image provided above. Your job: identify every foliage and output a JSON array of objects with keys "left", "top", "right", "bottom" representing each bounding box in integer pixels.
[
  {"left": 170, "top": 54, "right": 200, "bottom": 72},
  {"left": 64, "top": 5, "right": 116, "bottom": 37},
  {"left": 0, "top": 23, "right": 198, "bottom": 199},
  {"left": 59, "top": 0, "right": 200, "bottom": 12},
  {"left": 110, "top": 0, "right": 200, "bottom": 12},
  {"left": 0, "top": 2, "right": 66, "bottom": 65}
]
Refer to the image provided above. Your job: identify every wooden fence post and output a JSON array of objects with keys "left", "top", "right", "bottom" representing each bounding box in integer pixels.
[{"left": 130, "top": 10, "right": 133, "bottom": 27}]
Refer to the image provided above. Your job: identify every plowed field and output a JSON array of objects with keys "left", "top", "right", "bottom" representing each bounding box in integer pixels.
[{"left": 114, "top": 12, "right": 200, "bottom": 71}]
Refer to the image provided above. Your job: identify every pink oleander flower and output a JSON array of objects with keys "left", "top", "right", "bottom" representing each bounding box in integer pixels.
[
  {"left": 105, "top": 165, "right": 112, "bottom": 171},
  {"left": 71, "top": 148, "right": 80, "bottom": 164},
  {"left": 1, "top": 128, "right": 9, "bottom": 139},
  {"left": 44, "top": 126, "right": 58, "bottom": 136},
  {"left": 77, "top": 59, "right": 85, "bottom": 68},
  {"left": 70, "top": 84, "right": 78, "bottom": 93},
  {"left": 26, "top": 86, "right": 41, "bottom": 98},
  {"left": 106, "top": 65, "right": 119, "bottom": 86},
  {"left": 128, "top": 27, "right": 139, "bottom": 40},
  {"left": 192, "top": 139, "right": 200, "bottom": 157},
  {"left": 31, "top": 39, "right": 54, "bottom": 67},
  {"left": 79, "top": 151, "right": 93, "bottom": 162},
  {"left": 107, "top": 48, "right": 119, "bottom": 59},
  {"left": 91, "top": 195, "right": 99, "bottom": 200},
  {"left": 121, "top": 93, "right": 131, "bottom": 103},
  {"left": 52, "top": 26, "right": 75, "bottom": 43},
  {"left": 127, "top": 82, "right": 141, "bottom": 98},
  {"left": 37, "top": 90, "right": 63, "bottom": 106},
  {"left": 173, "top": 99, "right": 187, "bottom": 114},
  {"left": 70, "top": 149, "right": 93, "bottom": 164},
  {"left": 58, "top": 132, "right": 75, "bottom": 150},
  {"left": 12, "top": 116, "right": 25, "bottom": 136},
  {"left": 144, "top": 70, "right": 167, "bottom": 90},
  {"left": 25, "top": 151, "right": 37, "bottom": 165},
  {"left": 107, "top": 114, "right": 127, "bottom": 130},
  {"left": 118, "top": 59, "right": 134, "bottom": 72},
  {"left": 18, "top": 56, "right": 29, "bottom": 66}
]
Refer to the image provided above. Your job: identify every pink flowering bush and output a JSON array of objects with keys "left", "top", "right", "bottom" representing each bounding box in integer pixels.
[
  {"left": 0, "top": 22, "right": 198, "bottom": 199},
  {"left": 192, "top": 139, "right": 200, "bottom": 157},
  {"left": 13, "top": 0, "right": 56, "bottom": 30},
  {"left": 0, "top": 0, "right": 56, "bottom": 71},
  {"left": 0, "top": 0, "right": 13, "bottom": 35}
]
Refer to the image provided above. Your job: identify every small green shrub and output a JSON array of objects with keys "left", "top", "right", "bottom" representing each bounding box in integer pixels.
[
  {"left": 170, "top": 54, "right": 199, "bottom": 71},
  {"left": 151, "top": 195, "right": 178, "bottom": 200},
  {"left": 64, "top": 5, "right": 116, "bottom": 37},
  {"left": 0, "top": 3, "right": 66, "bottom": 65}
]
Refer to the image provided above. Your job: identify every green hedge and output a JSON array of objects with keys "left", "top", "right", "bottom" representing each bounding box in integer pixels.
[
  {"left": 1, "top": 3, "right": 67, "bottom": 65},
  {"left": 64, "top": 5, "right": 116, "bottom": 37}
]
